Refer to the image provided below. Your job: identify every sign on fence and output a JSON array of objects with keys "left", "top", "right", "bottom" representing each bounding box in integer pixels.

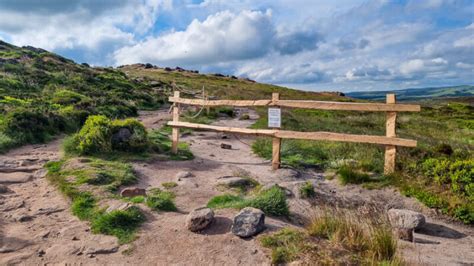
[{"left": 268, "top": 108, "right": 281, "bottom": 128}]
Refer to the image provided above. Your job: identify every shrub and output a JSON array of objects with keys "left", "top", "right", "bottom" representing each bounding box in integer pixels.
[
  {"left": 146, "top": 189, "right": 177, "bottom": 211},
  {"left": 91, "top": 206, "right": 145, "bottom": 244},
  {"left": 110, "top": 119, "right": 148, "bottom": 152},
  {"left": 76, "top": 115, "right": 112, "bottom": 154},
  {"left": 299, "top": 181, "right": 315, "bottom": 198},
  {"left": 248, "top": 186, "right": 289, "bottom": 216},
  {"left": 337, "top": 166, "right": 371, "bottom": 185},
  {"left": 74, "top": 115, "right": 149, "bottom": 155},
  {"left": 2, "top": 109, "right": 55, "bottom": 143},
  {"left": 162, "top": 182, "right": 178, "bottom": 189},
  {"left": 0, "top": 132, "right": 16, "bottom": 153},
  {"left": 51, "top": 89, "right": 88, "bottom": 105},
  {"left": 130, "top": 196, "right": 145, "bottom": 203}
]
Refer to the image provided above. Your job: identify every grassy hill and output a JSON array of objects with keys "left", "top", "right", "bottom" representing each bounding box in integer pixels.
[
  {"left": 1, "top": 40, "right": 472, "bottom": 224},
  {"left": 346, "top": 85, "right": 474, "bottom": 101}
]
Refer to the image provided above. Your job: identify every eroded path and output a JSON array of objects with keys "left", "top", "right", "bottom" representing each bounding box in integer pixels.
[{"left": 0, "top": 109, "right": 473, "bottom": 265}]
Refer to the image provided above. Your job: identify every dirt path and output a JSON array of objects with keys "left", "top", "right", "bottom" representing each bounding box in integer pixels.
[{"left": 1, "top": 109, "right": 473, "bottom": 265}]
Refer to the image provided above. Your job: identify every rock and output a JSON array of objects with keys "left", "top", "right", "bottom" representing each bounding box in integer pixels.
[
  {"left": 388, "top": 209, "right": 426, "bottom": 241},
  {"left": 12, "top": 213, "right": 35, "bottom": 222},
  {"left": 46, "top": 243, "right": 83, "bottom": 256},
  {"left": 111, "top": 128, "right": 132, "bottom": 144},
  {"left": 274, "top": 168, "right": 300, "bottom": 180},
  {"left": 33, "top": 169, "right": 48, "bottom": 179},
  {"left": 218, "top": 177, "right": 251, "bottom": 187},
  {"left": 232, "top": 207, "right": 265, "bottom": 238},
  {"left": 106, "top": 202, "right": 132, "bottom": 213},
  {"left": 185, "top": 207, "right": 214, "bottom": 232},
  {"left": 0, "top": 198, "right": 24, "bottom": 212},
  {"left": 35, "top": 206, "right": 65, "bottom": 215},
  {"left": 0, "top": 184, "right": 11, "bottom": 194},
  {"left": 175, "top": 171, "right": 193, "bottom": 181},
  {"left": 84, "top": 235, "right": 119, "bottom": 254},
  {"left": 221, "top": 143, "right": 232, "bottom": 149},
  {"left": 0, "top": 173, "right": 32, "bottom": 184},
  {"left": 120, "top": 187, "right": 146, "bottom": 198}
]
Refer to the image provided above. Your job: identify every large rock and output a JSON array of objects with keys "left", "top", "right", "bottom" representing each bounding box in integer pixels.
[
  {"left": 111, "top": 128, "right": 132, "bottom": 143},
  {"left": 0, "top": 173, "right": 32, "bottom": 184},
  {"left": 388, "top": 209, "right": 426, "bottom": 241},
  {"left": 120, "top": 187, "right": 146, "bottom": 198},
  {"left": 185, "top": 207, "right": 214, "bottom": 232},
  {"left": 232, "top": 207, "right": 265, "bottom": 238}
]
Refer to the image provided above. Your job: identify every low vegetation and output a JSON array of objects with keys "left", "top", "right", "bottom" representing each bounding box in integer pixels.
[
  {"left": 207, "top": 185, "right": 289, "bottom": 216},
  {"left": 45, "top": 159, "right": 145, "bottom": 243},
  {"left": 299, "top": 181, "right": 316, "bottom": 198},
  {"left": 260, "top": 208, "right": 401, "bottom": 265},
  {"left": 146, "top": 188, "right": 177, "bottom": 211}
]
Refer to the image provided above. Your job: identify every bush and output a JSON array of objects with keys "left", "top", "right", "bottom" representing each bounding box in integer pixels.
[
  {"left": 76, "top": 115, "right": 112, "bottom": 154},
  {"left": 337, "top": 166, "right": 371, "bottom": 185},
  {"left": 73, "top": 115, "right": 148, "bottom": 155},
  {"left": 146, "top": 189, "right": 177, "bottom": 211},
  {"left": 91, "top": 206, "right": 145, "bottom": 244},
  {"left": 0, "top": 132, "right": 16, "bottom": 153},
  {"left": 2, "top": 109, "right": 55, "bottom": 143},
  {"left": 162, "top": 182, "right": 178, "bottom": 189},
  {"left": 51, "top": 89, "right": 88, "bottom": 105}
]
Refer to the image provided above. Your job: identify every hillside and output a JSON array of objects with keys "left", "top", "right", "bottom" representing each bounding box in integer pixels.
[
  {"left": 0, "top": 40, "right": 338, "bottom": 152},
  {"left": 346, "top": 85, "right": 474, "bottom": 101}
]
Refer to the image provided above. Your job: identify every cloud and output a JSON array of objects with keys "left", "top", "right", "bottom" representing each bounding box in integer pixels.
[{"left": 115, "top": 10, "right": 324, "bottom": 66}]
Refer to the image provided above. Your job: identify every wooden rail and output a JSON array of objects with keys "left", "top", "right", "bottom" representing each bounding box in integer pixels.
[{"left": 168, "top": 91, "right": 420, "bottom": 174}]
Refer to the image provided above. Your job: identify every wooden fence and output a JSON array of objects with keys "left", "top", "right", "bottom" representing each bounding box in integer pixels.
[{"left": 167, "top": 91, "right": 421, "bottom": 174}]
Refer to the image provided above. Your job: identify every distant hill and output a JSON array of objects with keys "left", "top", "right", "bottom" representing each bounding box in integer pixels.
[{"left": 346, "top": 85, "right": 474, "bottom": 101}]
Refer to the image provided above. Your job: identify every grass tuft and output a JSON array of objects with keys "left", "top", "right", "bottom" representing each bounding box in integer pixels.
[
  {"left": 299, "top": 181, "right": 316, "bottom": 198},
  {"left": 146, "top": 188, "right": 177, "bottom": 211},
  {"left": 337, "top": 166, "right": 371, "bottom": 185}
]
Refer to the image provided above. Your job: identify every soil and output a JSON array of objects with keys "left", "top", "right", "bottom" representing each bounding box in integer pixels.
[{"left": 1, "top": 109, "right": 472, "bottom": 265}]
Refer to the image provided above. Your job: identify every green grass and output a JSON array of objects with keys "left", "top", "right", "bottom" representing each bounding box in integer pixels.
[
  {"left": 337, "top": 166, "right": 371, "bottom": 185},
  {"left": 162, "top": 182, "right": 178, "bottom": 189},
  {"left": 207, "top": 186, "right": 289, "bottom": 216},
  {"left": 146, "top": 188, "right": 177, "bottom": 211},
  {"left": 44, "top": 159, "right": 145, "bottom": 243},
  {"left": 148, "top": 128, "right": 194, "bottom": 160},
  {"left": 260, "top": 228, "right": 305, "bottom": 264},
  {"left": 129, "top": 196, "right": 145, "bottom": 203},
  {"left": 299, "top": 181, "right": 316, "bottom": 198},
  {"left": 91, "top": 206, "right": 146, "bottom": 244}
]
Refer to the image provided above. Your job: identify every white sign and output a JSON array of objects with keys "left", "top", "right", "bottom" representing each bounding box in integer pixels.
[{"left": 268, "top": 108, "right": 281, "bottom": 128}]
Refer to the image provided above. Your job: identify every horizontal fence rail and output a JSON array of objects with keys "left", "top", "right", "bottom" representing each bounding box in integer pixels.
[
  {"left": 168, "top": 97, "right": 421, "bottom": 112},
  {"left": 168, "top": 91, "right": 421, "bottom": 174}
]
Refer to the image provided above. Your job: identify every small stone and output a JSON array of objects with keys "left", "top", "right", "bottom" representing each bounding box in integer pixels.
[
  {"left": 231, "top": 207, "right": 265, "bottom": 238},
  {"left": 106, "top": 202, "right": 132, "bottom": 213},
  {"left": 0, "top": 184, "right": 11, "bottom": 194},
  {"left": 221, "top": 135, "right": 229, "bottom": 139},
  {"left": 72, "top": 236, "right": 79, "bottom": 241},
  {"left": 33, "top": 169, "right": 48, "bottom": 179},
  {"left": 175, "top": 171, "right": 193, "bottom": 180},
  {"left": 37, "top": 249, "right": 45, "bottom": 257},
  {"left": 185, "top": 207, "right": 214, "bottom": 232},
  {"left": 120, "top": 187, "right": 146, "bottom": 198},
  {"left": 221, "top": 143, "right": 232, "bottom": 149}
]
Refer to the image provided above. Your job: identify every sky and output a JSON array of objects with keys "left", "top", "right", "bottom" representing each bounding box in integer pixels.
[{"left": 0, "top": 0, "right": 473, "bottom": 92}]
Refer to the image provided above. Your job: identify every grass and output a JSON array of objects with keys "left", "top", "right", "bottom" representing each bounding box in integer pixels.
[
  {"left": 337, "top": 166, "right": 371, "bottom": 185},
  {"left": 299, "top": 181, "right": 316, "bottom": 198},
  {"left": 148, "top": 127, "right": 194, "bottom": 160},
  {"left": 44, "top": 159, "right": 145, "bottom": 244},
  {"left": 260, "top": 208, "right": 401, "bottom": 265},
  {"left": 129, "top": 196, "right": 145, "bottom": 203},
  {"left": 146, "top": 188, "right": 177, "bottom": 211},
  {"left": 162, "top": 182, "right": 178, "bottom": 189},
  {"left": 207, "top": 186, "right": 289, "bottom": 216}
]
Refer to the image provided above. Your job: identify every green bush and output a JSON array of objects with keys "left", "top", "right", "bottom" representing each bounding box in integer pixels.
[
  {"left": 91, "top": 206, "right": 145, "bottom": 244},
  {"left": 0, "top": 132, "right": 16, "bottom": 152},
  {"left": 76, "top": 115, "right": 112, "bottom": 154},
  {"left": 74, "top": 115, "right": 148, "bottom": 155},
  {"left": 2, "top": 109, "right": 55, "bottom": 143},
  {"left": 51, "top": 89, "right": 89, "bottom": 105}
]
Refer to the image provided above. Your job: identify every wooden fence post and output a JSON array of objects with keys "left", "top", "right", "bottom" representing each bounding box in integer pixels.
[
  {"left": 384, "top": 94, "right": 397, "bottom": 174},
  {"left": 271, "top": 93, "right": 281, "bottom": 170},
  {"left": 171, "top": 91, "right": 180, "bottom": 154}
]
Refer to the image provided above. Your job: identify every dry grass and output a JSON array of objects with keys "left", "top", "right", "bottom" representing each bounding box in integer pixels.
[{"left": 260, "top": 206, "right": 403, "bottom": 265}]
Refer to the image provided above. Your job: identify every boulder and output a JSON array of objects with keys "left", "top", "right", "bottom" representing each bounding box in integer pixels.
[
  {"left": 388, "top": 209, "right": 426, "bottom": 241},
  {"left": 185, "top": 207, "right": 214, "bottom": 232},
  {"left": 120, "top": 187, "right": 146, "bottom": 198},
  {"left": 111, "top": 128, "right": 132, "bottom": 144},
  {"left": 232, "top": 207, "right": 265, "bottom": 238}
]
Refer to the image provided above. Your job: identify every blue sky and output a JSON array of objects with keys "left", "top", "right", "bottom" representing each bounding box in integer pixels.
[{"left": 0, "top": 0, "right": 473, "bottom": 92}]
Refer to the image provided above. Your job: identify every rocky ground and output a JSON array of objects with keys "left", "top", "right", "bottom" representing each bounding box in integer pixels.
[{"left": 1, "top": 109, "right": 473, "bottom": 265}]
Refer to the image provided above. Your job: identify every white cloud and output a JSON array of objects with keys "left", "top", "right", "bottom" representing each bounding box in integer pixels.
[{"left": 114, "top": 10, "right": 276, "bottom": 65}]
